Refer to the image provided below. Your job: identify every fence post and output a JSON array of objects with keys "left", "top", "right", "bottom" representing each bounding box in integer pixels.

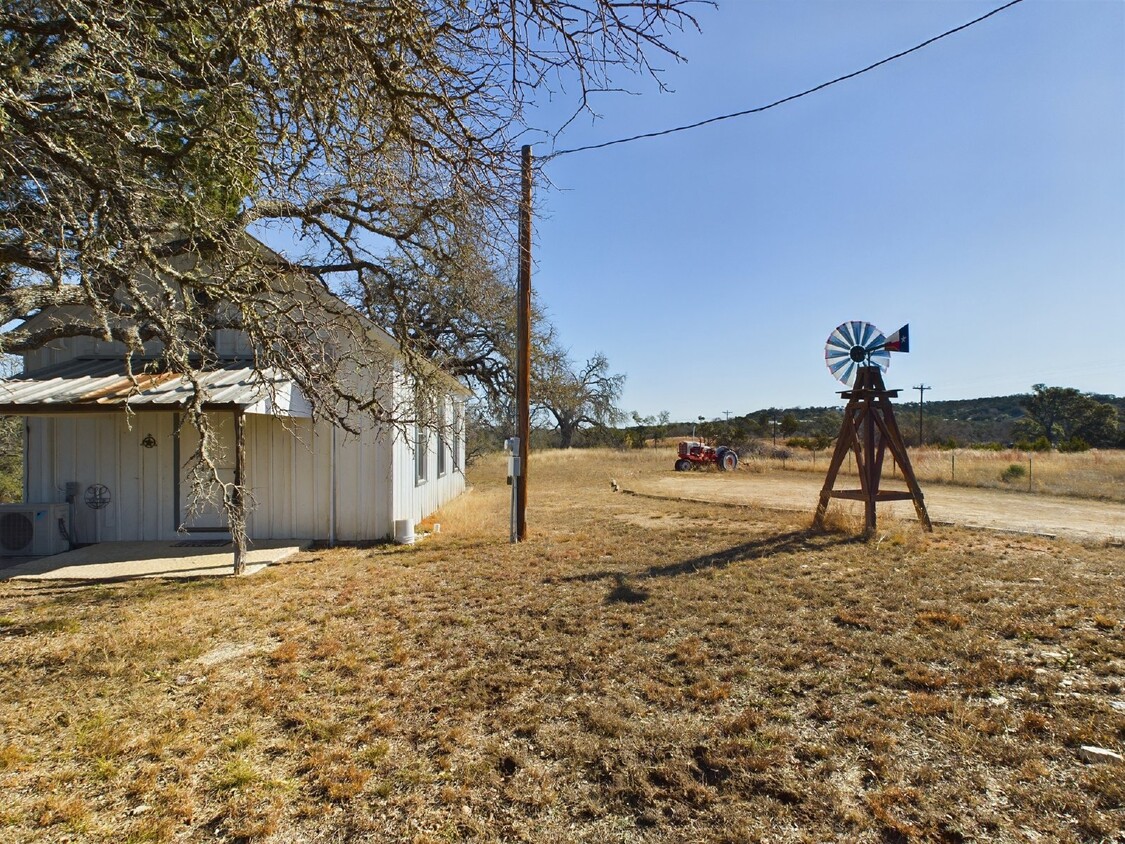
[{"left": 951, "top": 451, "right": 955, "bottom": 482}]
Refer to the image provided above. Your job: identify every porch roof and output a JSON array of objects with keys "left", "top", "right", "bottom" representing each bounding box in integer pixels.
[{"left": 0, "top": 357, "right": 312, "bottom": 417}]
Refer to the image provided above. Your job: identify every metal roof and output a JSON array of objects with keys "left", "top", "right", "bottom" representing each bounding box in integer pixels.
[{"left": 0, "top": 358, "right": 311, "bottom": 416}]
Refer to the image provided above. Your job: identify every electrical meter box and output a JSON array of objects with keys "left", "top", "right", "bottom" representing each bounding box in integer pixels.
[{"left": 505, "top": 437, "right": 521, "bottom": 483}]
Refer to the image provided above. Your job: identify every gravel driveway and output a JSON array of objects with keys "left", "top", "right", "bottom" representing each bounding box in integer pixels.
[{"left": 627, "top": 471, "right": 1125, "bottom": 543}]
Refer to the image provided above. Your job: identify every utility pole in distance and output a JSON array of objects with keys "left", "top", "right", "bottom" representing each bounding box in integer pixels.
[{"left": 913, "top": 384, "right": 930, "bottom": 446}]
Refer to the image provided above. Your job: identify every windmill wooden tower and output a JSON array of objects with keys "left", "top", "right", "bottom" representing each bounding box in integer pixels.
[{"left": 813, "top": 321, "right": 932, "bottom": 536}]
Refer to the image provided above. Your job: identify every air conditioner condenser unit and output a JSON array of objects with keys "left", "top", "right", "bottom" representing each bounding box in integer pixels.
[{"left": 0, "top": 503, "right": 71, "bottom": 557}]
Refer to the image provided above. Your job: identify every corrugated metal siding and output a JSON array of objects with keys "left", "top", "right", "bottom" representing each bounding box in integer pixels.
[
  {"left": 391, "top": 420, "right": 467, "bottom": 527},
  {"left": 243, "top": 415, "right": 394, "bottom": 542},
  {"left": 332, "top": 415, "right": 393, "bottom": 541},
  {"left": 25, "top": 336, "right": 163, "bottom": 374},
  {"left": 27, "top": 412, "right": 181, "bottom": 541},
  {"left": 20, "top": 372, "right": 463, "bottom": 544}
]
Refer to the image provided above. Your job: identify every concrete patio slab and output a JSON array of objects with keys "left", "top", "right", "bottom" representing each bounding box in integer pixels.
[{"left": 0, "top": 539, "right": 312, "bottom": 581}]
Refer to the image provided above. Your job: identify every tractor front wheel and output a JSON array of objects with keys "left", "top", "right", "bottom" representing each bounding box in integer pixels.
[{"left": 675, "top": 459, "right": 692, "bottom": 472}]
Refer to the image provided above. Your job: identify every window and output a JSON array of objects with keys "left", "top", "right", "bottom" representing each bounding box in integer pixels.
[
  {"left": 434, "top": 400, "right": 447, "bottom": 477},
  {"left": 452, "top": 402, "right": 463, "bottom": 470},
  {"left": 414, "top": 424, "right": 428, "bottom": 483}
]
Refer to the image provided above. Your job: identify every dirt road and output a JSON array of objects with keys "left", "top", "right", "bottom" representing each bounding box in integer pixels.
[{"left": 626, "top": 470, "right": 1125, "bottom": 542}]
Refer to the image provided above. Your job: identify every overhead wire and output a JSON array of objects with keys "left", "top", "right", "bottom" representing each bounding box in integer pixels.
[{"left": 544, "top": 0, "right": 1026, "bottom": 161}]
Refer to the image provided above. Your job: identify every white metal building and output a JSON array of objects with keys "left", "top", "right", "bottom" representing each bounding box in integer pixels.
[{"left": 0, "top": 304, "right": 468, "bottom": 552}]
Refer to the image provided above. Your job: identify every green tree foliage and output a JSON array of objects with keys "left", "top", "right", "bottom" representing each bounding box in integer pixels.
[
  {"left": 1018, "top": 384, "right": 1119, "bottom": 449},
  {"left": 626, "top": 411, "right": 669, "bottom": 448},
  {"left": 0, "top": 415, "right": 21, "bottom": 502},
  {"left": 2, "top": 0, "right": 702, "bottom": 395},
  {"left": 786, "top": 434, "right": 833, "bottom": 452},
  {"left": 629, "top": 412, "right": 653, "bottom": 449},
  {"left": 2, "top": 0, "right": 702, "bottom": 547}
]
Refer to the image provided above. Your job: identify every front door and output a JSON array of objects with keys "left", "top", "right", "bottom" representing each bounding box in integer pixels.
[
  {"left": 177, "top": 413, "right": 235, "bottom": 533},
  {"left": 118, "top": 412, "right": 174, "bottom": 541}
]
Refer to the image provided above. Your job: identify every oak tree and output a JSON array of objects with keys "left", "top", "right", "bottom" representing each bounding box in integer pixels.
[
  {"left": 1018, "top": 385, "right": 1118, "bottom": 449},
  {"left": 1, "top": 0, "right": 703, "bottom": 557},
  {"left": 535, "top": 351, "right": 625, "bottom": 448}
]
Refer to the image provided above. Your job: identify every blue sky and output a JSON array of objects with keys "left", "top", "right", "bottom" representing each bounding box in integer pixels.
[{"left": 522, "top": 0, "right": 1124, "bottom": 421}]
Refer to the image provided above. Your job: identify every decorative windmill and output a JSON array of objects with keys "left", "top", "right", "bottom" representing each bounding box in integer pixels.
[{"left": 814, "top": 321, "right": 932, "bottom": 535}]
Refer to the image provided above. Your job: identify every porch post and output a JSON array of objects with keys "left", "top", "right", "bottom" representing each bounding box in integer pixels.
[
  {"left": 232, "top": 409, "right": 247, "bottom": 575},
  {"left": 329, "top": 423, "right": 337, "bottom": 547}
]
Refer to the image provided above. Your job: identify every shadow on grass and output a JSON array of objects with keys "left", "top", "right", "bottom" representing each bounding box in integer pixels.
[
  {"left": 605, "top": 573, "right": 650, "bottom": 604},
  {"left": 0, "top": 571, "right": 238, "bottom": 611},
  {"left": 558, "top": 528, "right": 863, "bottom": 603}
]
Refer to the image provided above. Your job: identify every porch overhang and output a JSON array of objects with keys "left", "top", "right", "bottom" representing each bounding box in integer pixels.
[{"left": 0, "top": 358, "right": 312, "bottom": 417}]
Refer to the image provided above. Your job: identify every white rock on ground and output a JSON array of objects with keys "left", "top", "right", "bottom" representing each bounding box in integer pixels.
[{"left": 1077, "top": 746, "right": 1123, "bottom": 764}]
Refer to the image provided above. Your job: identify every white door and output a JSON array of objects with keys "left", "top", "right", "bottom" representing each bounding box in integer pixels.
[
  {"left": 178, "top": 413, "right": 235, "bottom": 533},
  {"left": 118, "top": 413, "right": 171, "bottom": 540}
]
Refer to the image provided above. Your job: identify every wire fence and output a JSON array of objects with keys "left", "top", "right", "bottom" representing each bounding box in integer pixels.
[{"left": 737, "top": 446, "right": 1125, "bottom": 502}]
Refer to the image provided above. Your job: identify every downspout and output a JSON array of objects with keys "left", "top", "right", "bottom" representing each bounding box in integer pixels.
[
  {"left": 172, "top": 412, "right": 180, "bottom": 532},
  {"left": 329, "top": 423, "right": 337, "bottom": 547},
  {"left": 232, "top": 409, "right": 246, "bottom": 575},
  {"left": 22, "top": 418, "right": 29, "bottom": 503}
]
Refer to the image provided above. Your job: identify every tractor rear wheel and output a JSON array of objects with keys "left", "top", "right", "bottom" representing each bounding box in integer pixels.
[
  {"left": 675, "top": 459, "right": 692, "bottom": 472},
  {"left": 717, "top": 449, "right": 738, "bottom": 471}
]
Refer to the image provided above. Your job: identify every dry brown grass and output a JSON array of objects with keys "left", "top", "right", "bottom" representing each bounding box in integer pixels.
[
  {"left": 757, "top": 444, "right": 1125, "bottom": 501},
  {"left": 1, "top": 448, "right": 1123, "bottom": 842}
]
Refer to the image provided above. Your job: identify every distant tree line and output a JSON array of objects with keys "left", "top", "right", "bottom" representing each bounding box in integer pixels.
[{"left": 469, "top": 381, "right": 1123, "bottom": 459}]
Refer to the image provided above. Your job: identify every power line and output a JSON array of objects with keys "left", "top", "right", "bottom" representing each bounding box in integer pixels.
[{"left": 546, "top": 0, "right": 1026, "bottom": 160}]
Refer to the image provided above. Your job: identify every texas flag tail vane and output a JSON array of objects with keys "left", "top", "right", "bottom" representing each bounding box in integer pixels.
[{"left": 883, "top": 324, "right": 909, "bottom": 353}]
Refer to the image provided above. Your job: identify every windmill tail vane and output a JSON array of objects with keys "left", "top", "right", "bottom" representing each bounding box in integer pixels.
[{"left": 880, "top": 324, "right": 909, "bottom": 354}]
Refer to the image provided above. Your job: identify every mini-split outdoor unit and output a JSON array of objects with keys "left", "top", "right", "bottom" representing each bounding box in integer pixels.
[{"left": 0, "top": 503, "right": 71, "bottom": 557}]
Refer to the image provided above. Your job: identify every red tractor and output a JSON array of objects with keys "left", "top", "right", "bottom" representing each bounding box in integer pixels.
[{"left": 675, "top": 441, "right": 739, "bottom": 472}]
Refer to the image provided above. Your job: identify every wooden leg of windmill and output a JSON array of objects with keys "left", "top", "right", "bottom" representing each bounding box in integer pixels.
[
  {"left": 879, "top": 397, "right": 933, "bottom": 531},
  {"left": 863, "top": 403, "right": 878, "bottom": 536},
  {"left": 814, "top": 407, "right": 857, "bottom": 529},
  {"left": 849, "top": 403, "right": 870, "bottom": 496}
]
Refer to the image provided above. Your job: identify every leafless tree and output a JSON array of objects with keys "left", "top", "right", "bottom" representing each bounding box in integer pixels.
[
  {"left": 1, "top": 0, "right": 705, "bottom": 565},
  {"left": 535, "top": 351, "right": 625, "bottom": 448}
]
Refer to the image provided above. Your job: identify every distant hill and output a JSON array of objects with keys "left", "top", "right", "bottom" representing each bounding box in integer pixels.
[
  {"left": 654, "top": 392, "right": 1124, "bottom": 449},
  {"left": 894, "top": 393, "right": 1124, "bottom": 445},
  {"left": 897, "top": 394, "right": 1031, "bottom": 445}
]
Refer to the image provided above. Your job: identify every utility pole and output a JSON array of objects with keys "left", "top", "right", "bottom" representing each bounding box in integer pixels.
[
  {"left": 723, "top": 410, "right": 731, "bottom": 421},
  {"left": 515, "top": 145, "right": 532, "bottom": 541},
  {"left": 913, "top": 384, "right": 930, "bottom": 446}
]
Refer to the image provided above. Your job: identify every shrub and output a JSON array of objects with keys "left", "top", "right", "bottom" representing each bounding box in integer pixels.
[
  {"left": 1000, "top": 463, "right": 1026, "bottom": 482},
  {"left": 788, "top": 435, "right": 834, "bottom": 452},
  {"left": 1057, "top": 437, "right": 1090, "bottom": 453}
]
